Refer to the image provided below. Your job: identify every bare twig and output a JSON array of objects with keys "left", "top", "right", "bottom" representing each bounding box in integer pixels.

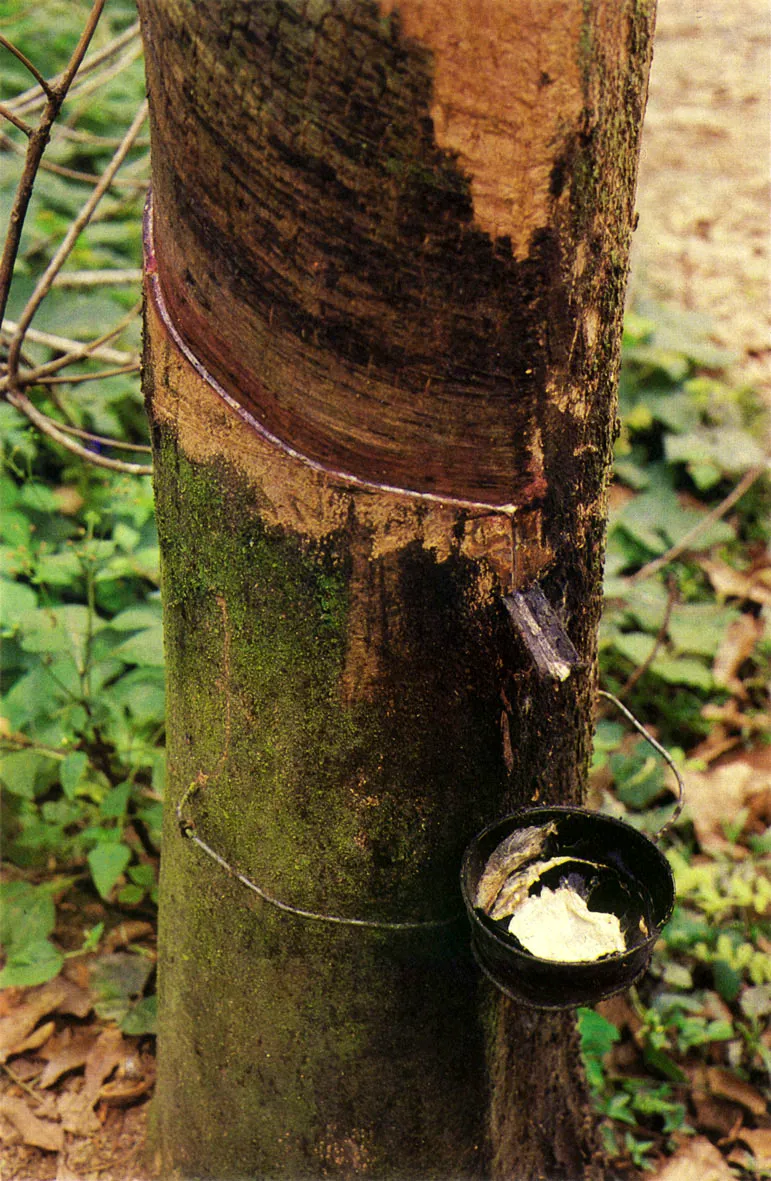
[
  {"left": 4, "top": 101, "right": 147, "bottom": 386},
  {"left": 0, "top": 129, "right": 149, "bottom": 189},
  {"left": 0, "top": 25, "right": 149, "bottom": 489},
  {"left": 5, "top": 387, "right": 152, "bottom": 474},
  {"left": 36, "top": 419, "right": 151, "bottom": 452},
  {"left": 1, "top": 318, "right": 136, "bottom": 366},
  {"left": 55, "top": 124, "right": 150, "bottom": 148},
  {"left": 1, "top": 1062, "right": 43, "bottom": 1102},
  {"left": 616, "top": 577, "right": 678, "bottom": 700},
  {"left": 6, "top": 20, "right": 139, "bottom": 116},
  {"left": 597, "top": 690, "right": 686, "bottom": 837},
  {"left": 0, "top": 32, "right": 54, "bottom": 98},
  {"left": 37, "top": 0, "right": 108, "bottom": 97},
  {"left": 0, "top": 733, "right": 68, "bottom": 758},
  {"left": 0, "top": 0, "right": 107, "bottom": 325},
  {"left": 0, "top": 101, "right": 32, "bottom": 135},
  {"left": 54, "top": 41, "right": 144, "bottom": 112},
  {"left": 631, "top": 465, "right": 767, "bottom": 582},
  {"left": 52, "top": 267, "right": 142, "bottom": 287},
  {"left": 34, "top": 362, "right": 140, "bottom": 386},
  {"left": 4, "top": 302, "right": 141, "bottom": 392},
  {"left": 40, "top": 156, "right": 148, "bottom": 189}
]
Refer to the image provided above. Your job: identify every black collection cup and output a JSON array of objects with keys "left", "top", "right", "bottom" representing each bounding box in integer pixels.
[{"left": 460, "top": 805, "right": 676, "bottom": 1009}]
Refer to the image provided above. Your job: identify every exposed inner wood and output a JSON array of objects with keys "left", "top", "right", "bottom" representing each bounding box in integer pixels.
[
  {"left": 144, "top": 267, "right": 551, "bottom": 593},
  {"left": 139, "top": 0, "right": 602, "bottom": 506},
  {"left": 378, "top": 0, "right": 585, "bottom": 258}
]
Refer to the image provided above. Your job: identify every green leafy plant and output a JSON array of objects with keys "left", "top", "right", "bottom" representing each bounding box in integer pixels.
[
  {"left": 0, "top": 879, "right": 66, "bottom": 987},
  {"left": 0, "top": 466, "right": 163, "bottom": 918},
  {"left": 0, "top": 878, "right": 103, "bottom": 988},
  {"left": 600, "top": 309, "right": 769, "bottom": 749},
  {"left": 578, "top": 831, "right": 771, "bottom": 1170},
  {"left": 580, "top": 310, "right": 771, "bottom": 1174},
  {"left": 90, "top": 949, "right": 157, "bottom": 1034},
  {"left": 1, "top": 0, "right": 158, "bottom": 985},
  {"left": 578, "top": 1006, "right": 689, "bottom": 1170}
]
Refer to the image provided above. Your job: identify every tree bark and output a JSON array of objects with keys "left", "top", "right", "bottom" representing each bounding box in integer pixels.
[{"left": 138, "top": 1, "right": 656, "bottom": 1177}]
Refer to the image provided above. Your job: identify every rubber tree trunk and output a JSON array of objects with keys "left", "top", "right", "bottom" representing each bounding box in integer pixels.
[{"left": 137, "top": 2, "right": 656, "bottom": 1178}]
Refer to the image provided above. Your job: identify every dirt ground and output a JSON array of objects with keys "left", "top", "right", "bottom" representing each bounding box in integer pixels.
[{"left": 631, "top": 0, "right": 770, "bottom": 407}]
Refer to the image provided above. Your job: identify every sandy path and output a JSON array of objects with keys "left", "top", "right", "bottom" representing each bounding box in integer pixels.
[{"left": 630, "top": 0, "right": 770, "bottom": 403}]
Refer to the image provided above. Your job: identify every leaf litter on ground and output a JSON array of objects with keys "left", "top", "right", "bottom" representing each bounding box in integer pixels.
[{"left": 0, "top": 910, "right": 156, "bottom": 1177}]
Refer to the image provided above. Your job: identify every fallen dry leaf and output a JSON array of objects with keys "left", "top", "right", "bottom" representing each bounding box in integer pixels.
[
  {"left": 739, "top": 745, "right": 771, "bottom": 775},
  {"left": 8, "top": 1018, "right": 56, "bottom": 1058},
  {"left": 4, "top": 1056, "right": 41, "bottom": 1082},
  {"left": 692, "top": 1094, "right": 743, "bottom": 1139},
  {"left": 103, "top": 921, "right": 155, "bottom": 954},
  {"left": 738, "top": 1128, "right": 771, "bottom": 1168},
  {"left": 38, "top": 1028, "right": 98, "bottom": 1089},
  {"left": 55, "top": 977, "right": 93, "bottom": 1020},
  {"left": 702, "top": 700, "right": 771, "bottom": 738},
  {"left": 0, "top": 976, "right": 93, "bottom": 1064},
  {"left": 702, "top": 558, "right": 771, "bottom": 607},
  {"left": 54, "top": 1159, "right": 83, "bottom": 1181},
  {"left": 100, "top": 1068, "right": 155, "bottom": 1107},
  {"left": 0, "top": 1094, "right": 64, "bottom": 1152},
  {"left": 0, "top": 981, "right": 69, "bottom": 1063},
  {"left": 747, "top": 787, "right": 771, "bottom": 834},
  {"left": 651, "top": 1135, "right": 735, "bottom": 1180},
  {"left": 683, "top": 754, "right": 771, "bottom": 853},
  {"left": 56, "top": 1089, "right": 99, "bottom": 1137},
  {"left": 57, "top": 1027, "right": 124, "bottom": 1136},
  {"left": 595, "top": 993, "right": 642, "bottom": 1036},
  {"left": 726, "top": 1145, "right": 755, "bottom": 1171},
  {"left": 62, "top": 957, "right": 92, "bottom": 993},
  {"left": 707, "top": 1067, "right": 767, "bottom": 1117},
  {"left": 0, "top": 987, "right": 22, "bottom": 1019},
  {"left": 712, "top": 613, "right": 764, "bottom": 696},
  {"left": 702, "top": 992, "right": 734, "bottom": 1024},
  {"left": 685, "top": 761, "right": 756, "bottom": 852},
  {"left": 688, "top": 726, "right": 740, "bottom": 766}
]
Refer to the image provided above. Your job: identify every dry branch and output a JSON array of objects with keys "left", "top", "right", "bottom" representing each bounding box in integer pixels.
[
  {"left": 4, "top": 21, "right": 140, "bottom": 117},
  {"left": 5, "top": 386, "right": 152, "bottom": 475},
  {"left": 631, "top": 465, "right": 767, "bottom": 582},
  {"left": 0, "top": 0, "right": 107, "bottom": 324},
  {"left": 1, "top": 319, "right": 136, "bottom": 367},
  {"left": 3, "top": 101, "right": 147, "bottom": 386}
]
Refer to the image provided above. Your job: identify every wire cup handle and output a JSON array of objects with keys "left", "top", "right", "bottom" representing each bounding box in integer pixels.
[{"left": 502, "top": 586, "right": 685, "bottom": 840}]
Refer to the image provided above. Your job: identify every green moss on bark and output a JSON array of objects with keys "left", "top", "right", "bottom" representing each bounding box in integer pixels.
[{"left": 152, "top": 427, "right": 511, "bottom": 1177}]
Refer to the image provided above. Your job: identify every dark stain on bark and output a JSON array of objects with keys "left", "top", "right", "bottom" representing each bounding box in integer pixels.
[
  {"left": 150, "top": 433, "right": 503, "bottom": 1176},
  {"left": 141, "top": 0, "right": 576, "bottom": 505}
]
